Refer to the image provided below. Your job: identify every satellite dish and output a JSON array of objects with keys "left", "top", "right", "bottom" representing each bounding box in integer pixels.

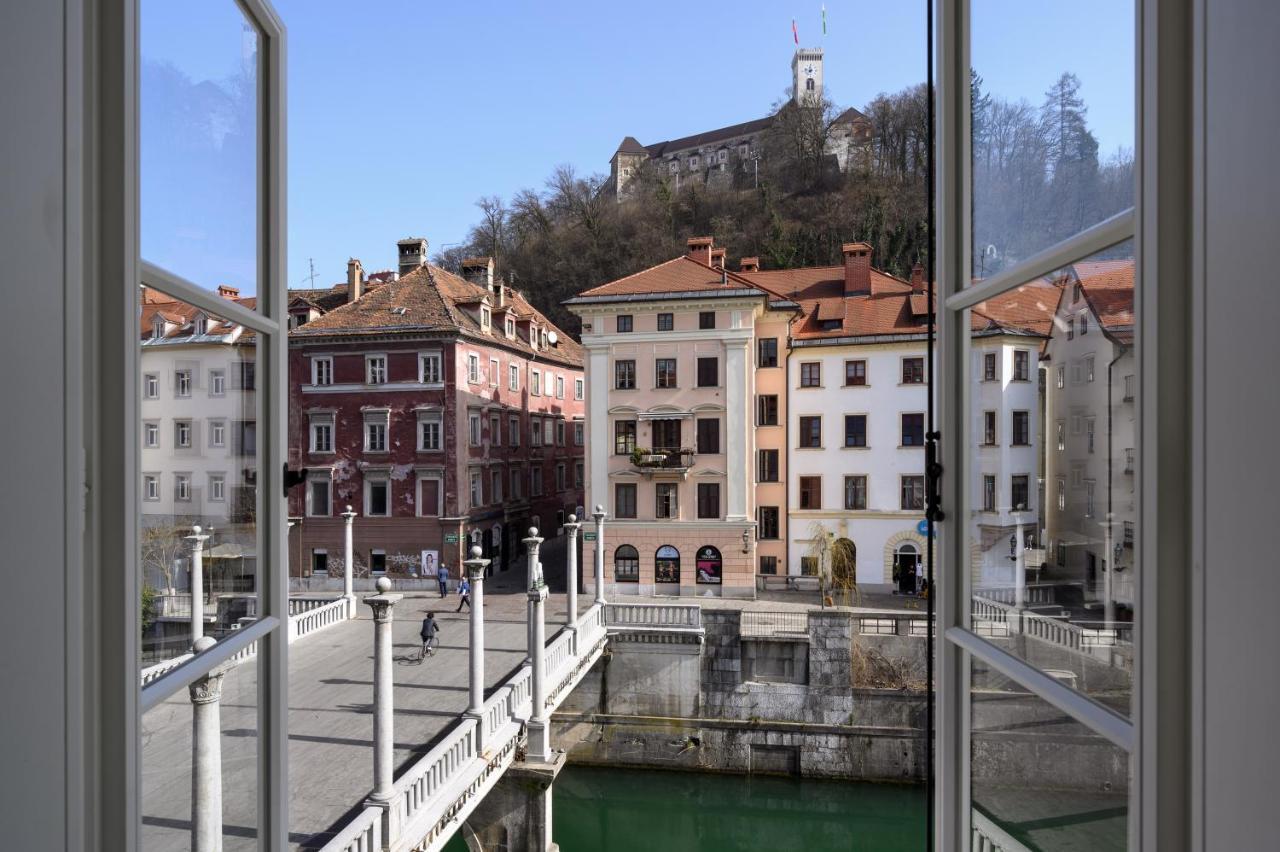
[{"left": 547, "top": 331, "right": 559, "bottom": 345}]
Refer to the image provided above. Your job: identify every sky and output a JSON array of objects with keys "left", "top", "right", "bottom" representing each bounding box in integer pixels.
[{"left": 139, "top": 1, "right": 1134, "bottom": 296}]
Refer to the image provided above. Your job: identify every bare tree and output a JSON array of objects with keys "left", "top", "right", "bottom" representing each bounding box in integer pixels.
[
  {"left": 140, "top": 519, "right": 197, "bottom": 594},
  {"left": 805, "top": 522, "right": 862, "bottom": 609}
]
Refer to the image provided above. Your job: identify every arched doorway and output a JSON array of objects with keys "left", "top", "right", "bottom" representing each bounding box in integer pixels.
[
  {"left": 695, "top": 545, "right": 722, "bottom": 585},
  {"left": 895, "top": 542, "right": 921, "bottom": 595},
  {"left": 614, "top": 545, "right": 639, "bottom": 583},
  {"left": 655, "top": 545, "right": 680, "bottom": 584}
]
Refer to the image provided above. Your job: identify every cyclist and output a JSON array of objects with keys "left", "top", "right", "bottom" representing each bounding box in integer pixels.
[{"left": 419, "top": 612, "right": 440, "bottom": 659}]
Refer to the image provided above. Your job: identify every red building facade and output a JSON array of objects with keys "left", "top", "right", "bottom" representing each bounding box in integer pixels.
[{"left": 286, "top": 242, "right": 585, "bottom": 582}]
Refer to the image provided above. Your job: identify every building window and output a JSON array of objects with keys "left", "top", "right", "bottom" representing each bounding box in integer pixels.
[
  {"left": 901, "top": 413, "right": 925, "bottom": 446},
  {"left": 509, "top": 363, "right": 519, "bottom": 391},
  {"left": 759, "top": 555, "right": 778, "bottom": 575},
  {"left": 175, "top": 473, "right": 191, "bottom": 502},
  {"left": 489, "top": 358, "right": 500, "bottom": 387},
  {"left": 418, "top": 477, "right": 441, "bottom": 517},
  {"left": 845, "top": 360, "right": 867, "bottom": 386},
  {"left": 175, "top": 420, "right": 192, "bottom": 448},
  {"left": 367, "top": 479, "right": 390, "bottom": 516},
  {"left": 462, "top": 412, "right": 478, "bottom": 447},
  {"left": 143, "top": 474, "right": 160, "bottom": 501},
  {"left": 208, "top": 474, "right": 225, "bottom": 502},
  {"left": 758, "top": 395, "right": 779, "bottom": 426},
  {"left": 844, "top": 414, "right": 867, "bottom": 448},
  {"left": 696, "top": 357, "right": 718, "bottom": 387},
  {"left": 1011, "top": 475, "right": 1030, "bottom": 511},
  {"left": 367, "top": 355, "right": 387, "bottom": 384},
  {"left": 652, "top": 419, "right": 680, "bottom": 450},
  {"left": 509, "top": 468, "right": 522, "bottom": 500},
  {"left": 902, "top": 357, "right": 925, "bottom": 384},
  {"left": 467, "top": 354, "right": 480, "bottom": 384},
  {"left": 1056, "top": 421, "right": 1065, "bottom": 451},
  {"left": 419, "top": 413, "right": 441, "bottom": 451},
  {"left": 143, "top": 421, "right": 159, "bottom": 448},
  {"left": 1086, "top": 417, "right": 1096, "bottom": 453},
  {"left": 615, "top": 483, "right": 637, "bottom": 518},
  {"left": 1057, "top": 478, "right": 1066, "bottom": 511},
  {"left": 656, "top": 483, "right": 679, "bottom": 519},
  {"left": 310, "top": 417, "right": 334, "bottom": 453},
  {"left": 235, "top": 361, "right": 255, "bottom": 391},
  {"left": 311, "top": 550, "right": 328, "bottom": 576},
  {"left": 1085, "top": 355, "right": 1096, "bottom": 382},
  {"left": 983, "top": 475, "right": 996, "bottom": 512},
  {"left": 209, "top": 369, "right": 226, "bottom": 396},
  {"left": 655, "top": 358, "right": 677, "bottom": 389},
  {"left": 574, "top": 422, "right": 584, "bottom": 446},
  {"left": 699, "top": 311, "right": 715, "bottom": 329},
  {"left": 799, "top": 476, "right": 822, "bottom": 509},
  {"left": 313, "top": 357, "right": 333, "bottom": 386},
  {"left": 696, "top": 418, "right": 720, "bottom": 454},
  {"left": 210, "top": 420, "right": 226, "bottom": 448},
  {"left": 983, "top": 352, "right": 998, "bottom": 381},
  {"left": 695, "top": 545, "right": 722, "bottom": 584},
  {"left": 1012, "top": 411, "right": 1030, "bottom": 446},
  {"left": 800, "top": 362, "right": 821, "bottom": 387},
  {"left": 799, "top": 416, "right": 822, "bottom": 448},
  {"left": 365, "top": 418, "right": 388, "bottom": 452},
  {"left": 900, "top": 476, "right": 925, "bottom": 511},
  {"left": 844, "top": 475, "right": 868, "bottom": 510},
  {"left": 555, "top": 419, "right": 565, "bottom": 446},
  {"left": 614, "top": 360, "right": 636, "bottom": 390},
  {"left": 175, "top": 369, "right": 191, "bottom": 397},
  {"left": 1124, "top": 374, "right": 1135, "bottom": 401},
  {"left": 757, "top": 449, "right": 780, "bottom": 482},
  {"left": 575, "top": 378, "right": 584, "bottom": 400},
  {"left": 543, "top": 419, "right": 554, "bottom": 446},
  {"left": 556, "top": 375, "right": 565, "bottom": 399},
  {"left": 1085, "top": 480, "right": 1096, "bottom": 518},
  {"left": 144, "top": 373, "right": 159, "bottom": 399},
  {"left": 614, "top": 545, "right": 639, "bottom": 582},
  {"left": 800, "top": 557, "right": 820, "bottom": 576},
  {"left": 506, "top": 317, "right": 516, "bottom": 338},
  {"left": 369, "top": 549, "right": 386, "bottom": 574},
  {"left": 617, "top": 314, "right": 633, "bottom": 333},
  {"left": 531, "top": 369, "right": 541, "bottom": 396},
  {"left": 492, "top": 470, "right": 503, "bottom": 504},
  {"left": 696, "top": 483, "right": 720, "bottom": 519},
  {"left": 491, "top": 413, "right": 502, "bottom": 446},
  {"left": 983, "top": 411, "right": 997, "bottom": 446},
  {"left": 657, "top": 313, "right": 674, "bottom": 331},
  {"left": 575, "top": 460, "right": 584, "bottom": 487},
  {"left": 469, "top": 470, "right": 483, "bottom": 508},
  {"left": 480, "top": 307, "right": 491, "bottom": 330},
  {"left": 758, "top": 338, "right": 778, "bottom": 368},
  {"left": 308, "top": 476, "right": 331, "bottom": 517},
  {"left": 1079, "top": 314, "right": 1089, "bottom": 335},
  {"left": 509, "top": 415, "right": 521, "bottom": 447},
  {"left": 1056, "top": 365, "right": 1065, "bottom": 388},
  {"left": 1013, "top": 350, "right": 1030, "bottom": 380},
  {"left": 758, "top": 506, "right": 780, "bottom": 539},
  {"left": 531, "top": 417, "right": 542, "bottom": 447}
]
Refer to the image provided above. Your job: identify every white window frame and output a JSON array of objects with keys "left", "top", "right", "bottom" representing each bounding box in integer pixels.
[
  {"left": 491, "top": 468, "right": 503, "bottom": 504},
  {"left": 469, "top": 412, "right": 481, "bottom": 446},
  {"left": 416, "top": 474, "right": 443, "bottom": 518},
  {"left": 467, "top": 353, "right": 480, "bottom": 384},
  {"left": 469, "top": 470, "right": 483, "bottom": 509},
  {"left": 143, "top": 421, "right": 159, "bottom": 448},
  {"left": 209, "top": 368, "right": 226, "bottom": 397},
  {"left": 364, "top": 410, "right": 389, "bottom": 453},
  {"left": 510, "top": 467, "right": 523, "bottom": 500},
  {"left": 174, "top": 473, "right": 191, "bottom": 502},
  {"left": 306, "top": 473, "right": 332, "bottom": 517},
  {"left": 364, "top": 476, "right": 391, "bottom": 517},
  {"left": 418, "top": 411, "right": 441, "bottom": 451},
  {"left": 207, "top": 473, "right": 225, "bottom": 503},
  {"left": 509, "top": 415, "right": 521, "bottom": 447},
  {"left": 143, "top": 473, "right": 160, "bottom": 502},
  {"left": 312, "top": 355, "right": 333, "bottom": 386},
  {"left": 419, "top": 351, "right": 442, "bottom": 384},
  {"left": 174, "top": 419, "right": 192, "bottom": 448},
  {"left": 490, "top": 413, "right": 501, "bottom": 446},
  {"left": 575, "top": 377, "right": 584, "bottom": 400},
  {"left": 489, "top": 357, "right": 500, "bottom": 387},
  {"left": 144, "top": 372, "right": 159, "bottom": 399},
  {"left": 366, "top": 354, "right": 387, "bottom": 385},
  {"left": 175, "top": 368, "right": 191, "bottom": 397},
  {"left": 574, "top": 421, "right": 584, "bottom": 446},
  {"left": 531, "top": 368, "right": 541, "bottom": 396},
  {"left": 509, "top": 363, "right": 519, "bottom": 391},
  {"left": 309, "top": 414, "right": 334, "bottom": 454},
  {"left": 556, "top": 375, "right": 564, "bottom": 399}
]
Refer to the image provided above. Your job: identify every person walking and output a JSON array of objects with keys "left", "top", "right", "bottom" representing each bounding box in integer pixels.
[
  {"left": 419, "top": 612, "right": 440, "bottom": 660},
  {"left": 436, "top": 562, "right": 449, "bottom": 598},
  {"left": 455, "top": 577, "right": 471, "bottom": 612}
]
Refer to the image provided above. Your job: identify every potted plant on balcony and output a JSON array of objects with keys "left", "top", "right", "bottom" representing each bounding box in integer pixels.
[{"left": 630, "top": 447, "right": 666, "bottom": 467}]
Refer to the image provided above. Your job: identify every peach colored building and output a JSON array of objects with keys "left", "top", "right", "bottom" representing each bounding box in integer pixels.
[{"left": 566, "top": 238, "right": 797, "bottom": 599}]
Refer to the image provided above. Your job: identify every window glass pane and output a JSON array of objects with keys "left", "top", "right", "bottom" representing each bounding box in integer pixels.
[
  {"left": 142, "top": 656, "right": 259, "bottom": 849},
  {"left": 141, "top": 289, "right": 260, "bottom": 671},
  {"left": 141, "top": 0, "right": 260, "bottom": 297},
  {"left": 970, "top": 1, "right": 1134, "bottom": 280},
  {"left": 967, "top": 241, "right": 1135, "bottom": 716},
  {"left": 971, "top": 658, "right": 1129, "bottom": 850}
]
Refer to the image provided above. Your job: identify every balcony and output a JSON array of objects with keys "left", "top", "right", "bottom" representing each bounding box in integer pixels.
[{"left": 630, "top": 446, "right": 696, "bottom": 477}]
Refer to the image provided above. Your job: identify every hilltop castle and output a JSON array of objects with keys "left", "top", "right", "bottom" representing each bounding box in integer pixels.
[{"left": 608, "top": 48, "right": 872, "bottom": 198}]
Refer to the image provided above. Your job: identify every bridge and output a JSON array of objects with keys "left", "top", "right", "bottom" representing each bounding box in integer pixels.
[{"left": 138, "top": 514, "right": 695, "bottom": 852}]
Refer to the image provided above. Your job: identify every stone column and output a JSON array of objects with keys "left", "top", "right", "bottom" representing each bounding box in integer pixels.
[
  {"left": 1013, "top": 511, "right": 1026, "bottom": 611},
  {"left": 724, "top": 338, "right": 751, "bottom": 521},
  {"left": 342, "top": 505, "right": 357, "bottom": 618},
  {"left": 563, "top": 515, "right": 581, "bottom": 651},
  {"left": 463, "top": 546, "right": 489, "bottom": 751},
  {"left": 524, "top": 528, "right": 552, "bottom": 763},
  {"left": 186, "top": 526, "right": 210, "bottom": 648},
  {"left": 363, "top": 577, "right": 402, "bottom": 817},
  {"left": 591, "top": 505, "right": 606, "bottom": 606},
  {"left": 189, "top": 635, "right": 228, "bottom": 852}
]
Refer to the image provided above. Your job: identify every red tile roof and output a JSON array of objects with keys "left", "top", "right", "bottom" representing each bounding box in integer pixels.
[
  {"left": 1072, "top": 260, "right": 1134, "bottom": 339},
  {"left": 139, "top": 294, "right": 257, "bottom": 341},
  {"left": 570, "top": 256, "right": 766, "bottom": 301}
]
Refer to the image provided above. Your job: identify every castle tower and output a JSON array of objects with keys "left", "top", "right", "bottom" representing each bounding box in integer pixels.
[{"left": 792, "top": 47, "right": 824, "bottom": 105}]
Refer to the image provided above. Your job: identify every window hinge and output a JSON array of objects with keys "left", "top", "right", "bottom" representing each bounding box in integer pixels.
[
  {"left": 283, "top": 463, "right": 306, "bottom": 497},
  {"left": 925, "top": 431, "right": 945, "bottom": 522}
]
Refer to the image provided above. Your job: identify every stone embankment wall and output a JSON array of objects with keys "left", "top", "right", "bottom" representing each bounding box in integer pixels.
[{"left": 553, "top": 608, "right": 1130, "bottom": 793}]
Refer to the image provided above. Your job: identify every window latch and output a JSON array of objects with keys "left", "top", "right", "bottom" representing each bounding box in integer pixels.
[
  {"left": 283, "top": 463, "right": 306, "bottom": 497},
  {"left": 925, "top": 431, "right": 946, "bottom": 522}
]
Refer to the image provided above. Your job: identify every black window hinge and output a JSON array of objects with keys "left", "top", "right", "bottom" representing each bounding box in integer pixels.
[
  {"left": 283, "top": 463, "right": 306, "bottom": 497},
  {"left": 925, "top": 431, "right": 945, "bottom": 522}
]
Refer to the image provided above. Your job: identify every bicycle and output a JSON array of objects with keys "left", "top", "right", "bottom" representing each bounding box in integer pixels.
[{"left": 417, "top": 637, "right": 437, "bottom": 662}]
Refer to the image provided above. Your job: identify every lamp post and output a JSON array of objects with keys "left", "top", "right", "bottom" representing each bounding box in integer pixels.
[
  {"left": 186, "top": 525, "right": 210, "bottom": 648},
  {"left": 342, "top": 505, "right": 357, "bottom": 617},
  {"left": 591, "top": 505, "right": 606, "bottom": 606}
]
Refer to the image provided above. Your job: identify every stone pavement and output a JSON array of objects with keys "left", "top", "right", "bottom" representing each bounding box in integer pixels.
[{"left": 140, "top": 543, "right": 583, "bottom": 851}]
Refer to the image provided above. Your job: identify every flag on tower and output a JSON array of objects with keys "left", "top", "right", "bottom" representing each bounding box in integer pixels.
[
  {"left": 792, "top": 18, "right": 799, "bottom": 45},
  {"left": 822, "top": 4, "right": 828, "bottom": 35}
]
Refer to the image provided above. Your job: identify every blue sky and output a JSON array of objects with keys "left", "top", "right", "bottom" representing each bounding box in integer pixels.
[{"left": 140, "top": 1, "right": 1134, "bottom": 295}]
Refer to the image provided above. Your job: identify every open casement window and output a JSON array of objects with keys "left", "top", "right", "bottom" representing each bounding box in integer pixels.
[
  {"left": 935, "top": 2, "right": 1139, "bottom": 848},
  {"left": 131, "top": 0, "right": 290, "bottom": 846}
]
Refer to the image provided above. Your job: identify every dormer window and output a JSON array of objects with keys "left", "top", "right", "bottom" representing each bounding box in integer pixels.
[
  {"left": 540, "top": 329, "right": 548, "bottom": 348},
  {"left": 152, "top": 318, "right": 165, "bottom": 339},
  {"left": 505, "top": 317, "right": 515, "bottom": 338},
  {"left": 689, "top": 155, "right": 699, "bottom": 169},
  {"left": 193, "top": 316, "right": 208, "bottom": 335},
  {"left": 529, "top": 325, "right": 538, "bottom": 347},
  {"left": 481, "top": 307, "right": 491, "bottom": 330}
]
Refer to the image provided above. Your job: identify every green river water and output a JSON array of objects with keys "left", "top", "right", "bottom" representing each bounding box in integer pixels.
[{"left": 447, "top": 766, "right": 926, "bottom": 852}]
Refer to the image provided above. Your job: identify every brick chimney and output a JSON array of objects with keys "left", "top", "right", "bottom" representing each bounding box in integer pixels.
[
  {"left": 842, "top": 242, "right": 872, "bottom": 296},
  {"left": 347, "top": 258, "right": 364, "bottom": 303},
  {"left": 709, "top": 247, "right": 726, "bottom": 269},
  {"left": 396, "top": 237, "right": 429, "bottom": 276},
  {"left": 686, "top": 236, "right": 713, "bottom": 266},
  {"left": 739, "top": 257, "right": 760, "bottom": 273},
  {"left": 216, "top": 285, "right": 240, "bottom": 300},
  {"left": 910, "top": 261, "right": 925, "bottom": 292},
  {"left": 460, "top": 256, "right": 495, "bottom": 288}
]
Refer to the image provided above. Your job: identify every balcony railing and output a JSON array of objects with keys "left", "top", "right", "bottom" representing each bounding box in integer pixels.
[{"left": 630, "top": 447, "right": 696, "bottom": 471}]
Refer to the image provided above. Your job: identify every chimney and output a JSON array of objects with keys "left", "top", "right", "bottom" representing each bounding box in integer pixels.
[
  {"left": 841, "top": 241, "right": 872, "bottom": 296},
  {"left": 710, "top": 247, "right": 726, "bottom": 269},
  {"left": 686, "top": 236, "right": 713, "bottom": 266},
  {"left": 910, "top": 261, "right": 925, "bottom": 292},
  {"left": 347, "top": 258, "right": 364, "bottom": 303},
  {"left": 460, "top": 256, "right": 495, "bottom": 288},
  {"left": 396, "top": 237, "right": 429, "bottom": 276},
  {"left": 216, "top": 284, "right": 240, "bottom": 300},
  {"left": 739, "top": 257, "right": 760, "bottom": 273}
]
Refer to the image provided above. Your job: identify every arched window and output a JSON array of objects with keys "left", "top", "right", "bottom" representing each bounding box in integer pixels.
[
  {"left": 695, "top": 545, "right": 722, "bottom": 584},
  {"left": 655, "top": 545, "right": 680, "bottom": 583},
  {"left": 614, "top": 545, "right": 639, "bottom": 582},
  {"left": 805, "top": 78, "right": 815, "bottom": 92}
]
